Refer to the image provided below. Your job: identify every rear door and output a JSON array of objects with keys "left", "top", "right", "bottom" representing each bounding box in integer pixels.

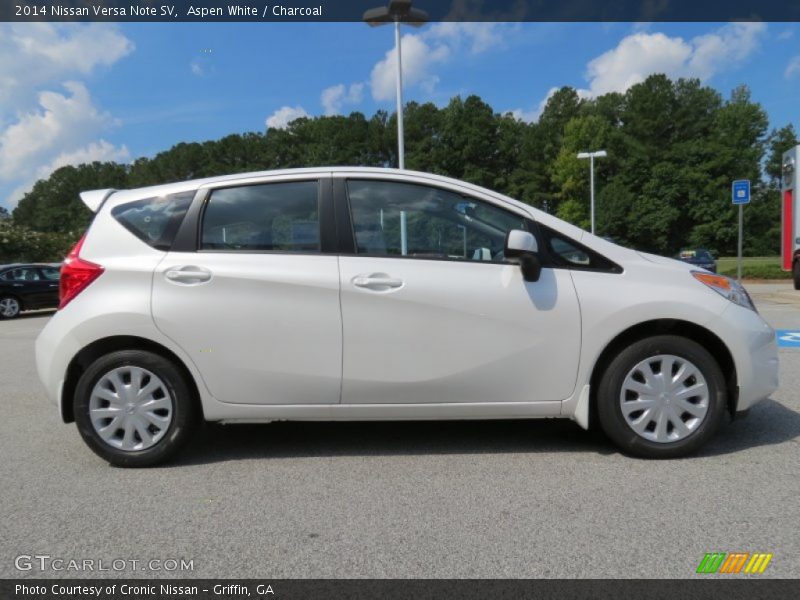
[
  {"left": 152, "top": 175, "right": 342, "bottom": 405},
  {"left": 38, "top": 266, "right": 61, "bottom": 306}
]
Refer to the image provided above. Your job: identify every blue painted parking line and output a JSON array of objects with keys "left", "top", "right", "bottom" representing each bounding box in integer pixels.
[{"left": 776, "top": 330, "right": 800, "bottom": 348}]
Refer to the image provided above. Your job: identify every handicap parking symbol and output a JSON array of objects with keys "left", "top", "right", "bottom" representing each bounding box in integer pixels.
[{"left": 776, "top": 330, "right": 800, "bottom": 348}]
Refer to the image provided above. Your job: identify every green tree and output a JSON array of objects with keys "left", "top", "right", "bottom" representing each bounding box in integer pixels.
[
  {"left": 13, "top": 162, "right": 129, "bottom": 233},
  {"left": 4, "top": 79, "right": 793, "bottom": 262}
]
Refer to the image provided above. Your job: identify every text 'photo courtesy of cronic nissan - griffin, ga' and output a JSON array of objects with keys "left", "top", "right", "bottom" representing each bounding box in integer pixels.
[{"left": 34, "top": 167, "right": 778, "bottom": 466}]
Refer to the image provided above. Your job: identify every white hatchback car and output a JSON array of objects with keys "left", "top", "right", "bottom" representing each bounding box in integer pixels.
[{"left": 36, "top": 168, "right": 778, "bottom": 466}]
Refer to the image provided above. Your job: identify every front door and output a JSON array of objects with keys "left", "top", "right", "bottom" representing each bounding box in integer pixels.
[{"left": 337, "top": 178, "right": 582, "bottom": 405}]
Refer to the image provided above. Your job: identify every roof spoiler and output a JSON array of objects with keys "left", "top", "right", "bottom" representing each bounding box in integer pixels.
[{"left": 79, "top": 189, "right": 116, "bottom": 213}]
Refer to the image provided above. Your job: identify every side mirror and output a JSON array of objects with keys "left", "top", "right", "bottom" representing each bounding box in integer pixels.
[{"left": 504, "top": 229, "right": 541, "bottom": 282}]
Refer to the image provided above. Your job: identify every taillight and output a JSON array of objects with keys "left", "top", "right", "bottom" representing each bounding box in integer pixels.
[{"left": 59, "top": 234, "right": 104, "bottom": 309}]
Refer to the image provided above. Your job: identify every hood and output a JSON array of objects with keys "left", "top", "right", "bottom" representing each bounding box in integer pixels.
[{"left": 635, "top": 251, "right": 697, "bottom": 272}]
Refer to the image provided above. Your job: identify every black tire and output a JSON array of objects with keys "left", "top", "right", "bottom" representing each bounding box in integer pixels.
[
  {"left": 597, "top": 335, "right": 727, "bottom": 459},
  {"left": 0, "top": 295, "right": 22, "bottom": 319},
  {"left": 74, "top": 350, "right": 198, "bottom": 467},
  {"left": 793, "top": 260, "right": 800, "bottom": 291}
]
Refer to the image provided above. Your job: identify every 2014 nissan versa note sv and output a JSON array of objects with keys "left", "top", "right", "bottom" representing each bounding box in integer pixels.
[{"left": 35, "top": 168, "right": 779, "bottom": 466}]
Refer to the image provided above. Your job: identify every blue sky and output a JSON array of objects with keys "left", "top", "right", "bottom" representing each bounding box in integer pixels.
[{"left": 1, "top": 21, "right": 799, "bottom": 211}]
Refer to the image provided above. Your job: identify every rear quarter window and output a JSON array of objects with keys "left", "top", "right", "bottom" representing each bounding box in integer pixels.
[{"left": 111, "top": 191, "right": 195, "bottom": 250}]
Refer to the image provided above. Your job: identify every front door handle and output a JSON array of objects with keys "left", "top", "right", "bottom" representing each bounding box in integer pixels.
[
  {"left": 352, "top": 274, "right": 404, "bottom": 291},
  {"left": 165, "top": 266, "right": 213, "bottom": 285}
]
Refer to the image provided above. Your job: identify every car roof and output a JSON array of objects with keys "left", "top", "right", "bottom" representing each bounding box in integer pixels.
[
  {"left": 100, "top": 166, "right": 546, "bottom": 220},
  {"left": 92, "top": 166, "right": 600, "bottom": 249},
  {"left": 103, "top": 167, "right": 498, "bottom": 202},
  {"left": 0, "top": 263, "right": 61, "bottom": 270}
]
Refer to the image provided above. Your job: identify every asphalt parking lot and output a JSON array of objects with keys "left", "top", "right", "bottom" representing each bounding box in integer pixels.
[{"left": 1, "top": 284, "right": 798, "bottom": 579}]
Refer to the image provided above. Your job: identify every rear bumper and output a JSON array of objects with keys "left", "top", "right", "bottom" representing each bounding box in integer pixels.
[{"left": 35, "top": 312, "right": 81, "bottom": 418}]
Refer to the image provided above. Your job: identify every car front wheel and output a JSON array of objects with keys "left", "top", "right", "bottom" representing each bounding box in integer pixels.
[
  {"left": 74, "top": 350, "right": 198, "bottom": 467},
  {"left": 793, "top": 260, "right": 800, "bottom": 290},
  {"left": 597, "top": 335, "right": 727, "bottom": 458},
  {"left": 0, "top": 296, "right": 21, "bottom": 319}
]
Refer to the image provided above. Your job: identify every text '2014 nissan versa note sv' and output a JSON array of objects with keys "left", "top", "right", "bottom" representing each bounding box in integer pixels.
[{"left": 35, "top": 168, "right": 779, "bottom": 466}]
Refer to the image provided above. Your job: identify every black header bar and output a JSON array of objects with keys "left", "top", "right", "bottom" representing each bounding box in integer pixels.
[{"left": 3, "top": 0, "right": 800, "bottom": 23}]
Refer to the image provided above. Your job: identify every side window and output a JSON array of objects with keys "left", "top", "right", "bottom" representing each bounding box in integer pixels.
[
  {"left": 2, "top": 268, "right": 40, "bottom": 281},
  {"left": 112, "top": 191, "right": 194, "bottom": 250},
  {"left": 346, "top": 180, "right": 528, "bottom": 261},
  {"left": 539, "top": 224, "right": 621, "bottom": 272},
  {"left": 41, "top": 267, "right": 61, "bottom": 281},
  {"left": 201, "top": 181, "right": 320, "bottom": 252},
  {"left": 549, "top": 236, "right": 591, "bottom": 266}
]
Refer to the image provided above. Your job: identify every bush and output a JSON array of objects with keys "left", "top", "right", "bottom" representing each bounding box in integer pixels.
[{"left": 0, "top": 221, "right": 79, "bottom": 263}]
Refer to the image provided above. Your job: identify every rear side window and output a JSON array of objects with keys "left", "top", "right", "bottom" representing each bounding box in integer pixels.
[
  {"left": 41, "top": 267, "right": 60, "bottom": 280},
  {"left": 111, "top": 191, "right": 195, "bottom": 250},
  {"left": 200, "top": 181, "right": 320, "bottom": 252},
  {"left": 1, "top": 268, "right": 40, "bottom": 281}
]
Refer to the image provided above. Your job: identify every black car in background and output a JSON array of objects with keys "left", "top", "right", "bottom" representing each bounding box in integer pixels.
[
  {"left": 0, "top": 264, "right": 61, "bottom": 319},
  {"left": 677, "top": 249, "right": 717, "bottom": 273}
]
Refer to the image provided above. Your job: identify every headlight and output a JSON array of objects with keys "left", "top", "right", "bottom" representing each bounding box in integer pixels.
[{"left": 692, "top": 271, "right": 756, "bottom": 312}]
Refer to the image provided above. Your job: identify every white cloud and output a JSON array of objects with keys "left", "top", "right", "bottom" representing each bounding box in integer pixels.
[
  {"left": 265, "top": 105, "right": 309, "bottom": 129},
  {"left": 687, "top": 22, "right": 766, "bottom": 79},
  {"left": 6, "top": 140, "right": 130, "bottom": 208},
  {"left": 778, "top": 29, "right": 794, "bottom": 41},
  {"left": 190, "top": 60, "right": 204, "bottom": 76},
  {"left": 0, "top": 23, "right": 133, "bottom": 209},
  {"left": 41, "top": 140, "right": 131, "bottom": 175},
  {"left": 581, "top": 22, "right": 766, "bottom": 98},
  {"left": 427, "top": 22, "right": 507, "bottom": 54},
  {"left": 370, "top": 33, "right": 450, "bottom": 102},
  {"left": 369, "top": 22, "right": 509, "bottom": 102},
  {"left": 509, "top": 87, "right": 559, "bottom": 123},
  {"left": 0, "top": 23, "right": 133, "bottom": 107},
  {"left": 0, "top": 82, "right": 118, "bottom": 181},
  {"left": 786, "top": 56, "right": 800, "bottom": 79},
  {"left": 321, "top": 83, "right": 364, "bottom": 115},
  {"left": 515, "top": 23, "right": 767, "bottom": 125}
]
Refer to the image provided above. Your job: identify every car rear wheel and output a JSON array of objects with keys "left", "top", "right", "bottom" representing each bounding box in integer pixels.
[
  {"left": 74, "top": 350, "right": 198, "bottom": 467},
  {"left": 793, "top": 260, "right": 800, "bottom": 290},
  {"left": 0, "top": 296, "right": 21, "bottom": 319},
  {"left": 597, "top": 335, "right": 726, "bottom": 458}
]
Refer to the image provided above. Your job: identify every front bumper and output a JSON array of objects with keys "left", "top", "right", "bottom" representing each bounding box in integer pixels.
[{"left": 708, "top": 303, "right": 779, "bottom": 411}]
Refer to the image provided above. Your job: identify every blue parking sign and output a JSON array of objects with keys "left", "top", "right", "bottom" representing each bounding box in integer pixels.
[{"left": 732, "top": 180, "right": 750, "bottom": 205}]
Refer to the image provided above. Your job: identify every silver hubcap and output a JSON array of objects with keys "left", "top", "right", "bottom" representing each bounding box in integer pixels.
[
  {"left": 0, "top": 298, "right": 20, "bottom": 317},
  {"left": 89, "top": 366, "right": 173, "bottom": 451},
  {"left": 620, "top": 354, "right": 709, "bottom": 443}
]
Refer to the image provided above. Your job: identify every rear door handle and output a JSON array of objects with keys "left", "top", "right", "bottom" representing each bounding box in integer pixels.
[
  {"left": 352, "top": 274, "right": 404, "bottom": 291},
  {"left": 165, "top": 266, "right": 213, "bottom": 284}
]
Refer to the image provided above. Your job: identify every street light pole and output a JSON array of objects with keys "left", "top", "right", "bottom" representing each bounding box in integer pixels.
[
  {"left": 363, "top": 1, "right": 428, "bottom": 170},
  {"left": 394, "top": 20, "right": 405, "bottom": 169},
  {"left": 577, "top": 150, "right": 607, "bottom": 234}
]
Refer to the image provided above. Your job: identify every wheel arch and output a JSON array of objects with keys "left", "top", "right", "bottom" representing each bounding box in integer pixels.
[
  {"left": 61, "top": 335, "right": 203, "bottom": 423},
  {"left": 587, "top": 319, "right": 738, "bottom": 426},
  {"left": 0, "top": 292, "right": 24, "bottom": 311}
]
